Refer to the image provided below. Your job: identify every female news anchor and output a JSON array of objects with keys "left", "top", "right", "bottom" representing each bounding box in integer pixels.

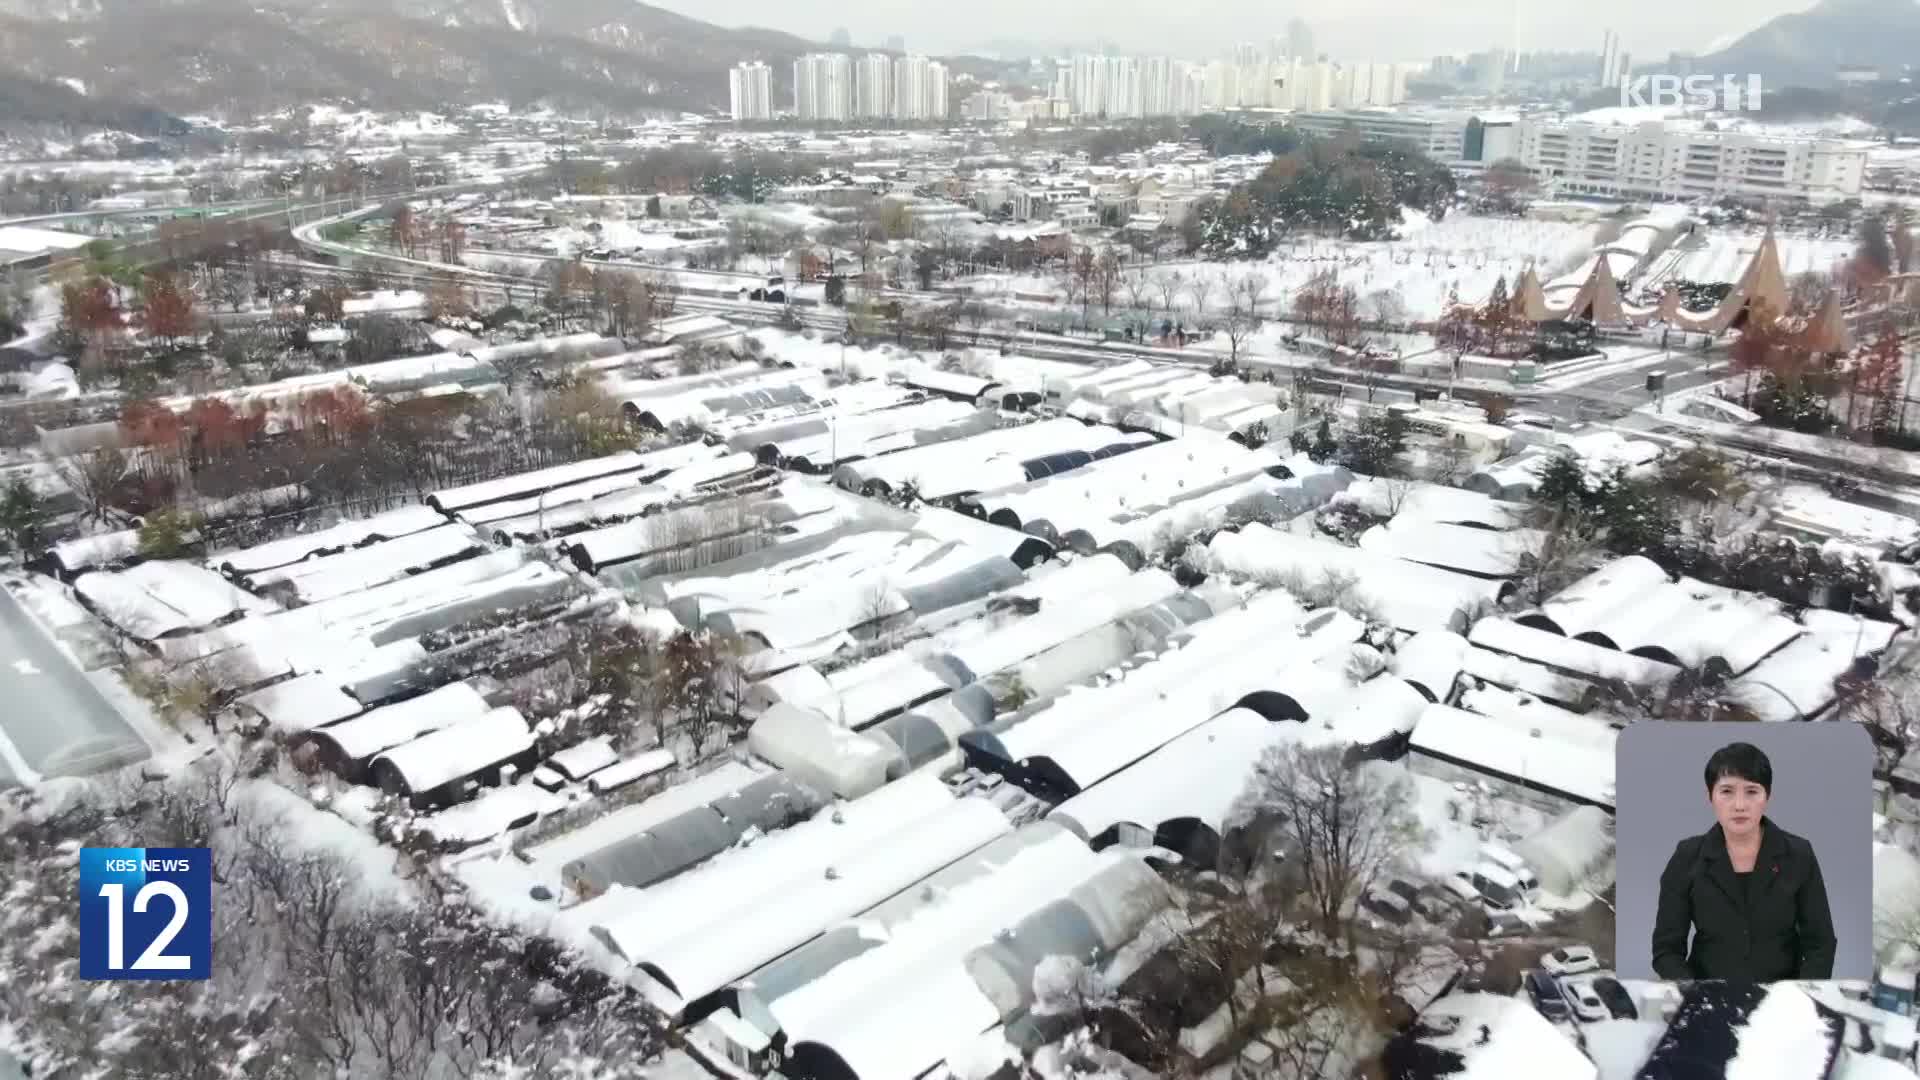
[{"left": 1650, "top": 741, "right": 1837, "bottom": 982}]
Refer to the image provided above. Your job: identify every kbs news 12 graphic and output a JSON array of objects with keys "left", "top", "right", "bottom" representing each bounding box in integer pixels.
[{"left": 78, "top": 847, "right": 212, "bottom": 981}]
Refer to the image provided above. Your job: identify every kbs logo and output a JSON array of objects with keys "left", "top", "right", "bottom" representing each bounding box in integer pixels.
[
  {"left": 1621, "top": 74, "right": 1765, "bottom": 111},
  {"left": 79, "top": 847, "right": 211, "bottom": 980}
]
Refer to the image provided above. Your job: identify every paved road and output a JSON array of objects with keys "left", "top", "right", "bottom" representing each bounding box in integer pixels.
[{"left": 0, "top": 585, "right": 149, "bottom": 783}]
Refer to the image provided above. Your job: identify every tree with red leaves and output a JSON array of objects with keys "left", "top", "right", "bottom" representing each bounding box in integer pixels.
[
  {"left": 1730, "top": 298, "right": 1787, "bottom": 403},
  {"left": 181, "top": 396, "right": 265, "bottom": 462},
  {"left": 140, "top": 270, "right": 198, "bottom": 351},
  {"left": 59, "top": 276, "right": 123, "bottom": 351},
  {"left": 305, "top": 286, "right": 348, "bottom": 323},
  {"left": 291, "top": 386, "right": 374, "bottom": 444},
  {"left": 389, "top": 204, "right": 418, "bottom": 260},
  {"left": 119, "top": 399, "right": 186, "bottom": 452}
]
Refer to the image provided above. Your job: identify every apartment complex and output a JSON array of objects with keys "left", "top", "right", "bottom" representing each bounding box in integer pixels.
[
  {"left": 1514, "top": 119, "right": 1869, "bottom": 203},
  {"left": 728, "top": 62, "right": 773, "bottom": 122},
  {"left": 786, "top": 52, "right": 948, "bottom": 122},
  {"left": 793, "top": 53, "right": 854, "bottom": 121}
]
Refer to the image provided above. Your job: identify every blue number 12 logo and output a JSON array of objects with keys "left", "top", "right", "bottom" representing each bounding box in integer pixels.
[{"left": 79, "top": 847, "right": 211, "bottom": 980}]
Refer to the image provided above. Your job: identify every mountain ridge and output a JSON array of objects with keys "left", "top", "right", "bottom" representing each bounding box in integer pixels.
[
  {"left": 1697, "top": 0, "right": 1920, "bottom": 87},
  {"left": 0, "top": 0, "right": 849, "bottom": 126}
]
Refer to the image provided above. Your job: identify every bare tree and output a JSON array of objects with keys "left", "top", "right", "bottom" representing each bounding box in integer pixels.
[
  {"left": 1186, "top": 272, "right": 1215, "bottom": 316},
  {"left": 1154, "top": 269, "right": 1183, "bottom": 313},
  {"left": 1231, "top": 269, "right": 1270, "bottom": 318},
  {"left": 1122, "top": 269, "right": 1154, "bottom": 312},
  {"left": 960, "top": 298, "right": 991, "bottom": 343},
  {"left": 55, "top": 448, "right": 128, "bottom": 526},
  {"left": 1227, "top": 741, "right": 1427, "bottom": 944},
  {"left": 1218, "top": 271, "right": 1266, "bottom": 368},
  {"left": 1094, "top": 246, "right": 1124, "bottom": 316}
]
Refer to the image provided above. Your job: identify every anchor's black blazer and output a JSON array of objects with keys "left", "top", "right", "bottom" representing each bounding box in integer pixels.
[{"left": 1650, "top": 817, "right": 1837, "bottom": 983}]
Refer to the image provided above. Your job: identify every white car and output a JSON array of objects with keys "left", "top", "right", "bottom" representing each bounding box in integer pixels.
[
  {"left": 1541, "top": 945, "right": 1601, "bottom": 976},
  {"left": 1562, "top": 977, "right": 1608, "bottom": 1023}
]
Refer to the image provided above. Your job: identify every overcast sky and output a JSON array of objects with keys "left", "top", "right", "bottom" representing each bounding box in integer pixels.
[{"left": 655, "top": 0, "right": 1815, "bottom": 62}]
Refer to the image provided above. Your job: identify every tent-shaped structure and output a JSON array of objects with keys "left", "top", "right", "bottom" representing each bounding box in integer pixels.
[{"left": 1513, "top": 228, "right": 1791, "bottom": 336}]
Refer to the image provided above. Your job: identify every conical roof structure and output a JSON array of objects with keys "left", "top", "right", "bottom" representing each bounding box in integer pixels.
[{"left": 1510, "top": 267, "right": 1553, "bottom": 322}]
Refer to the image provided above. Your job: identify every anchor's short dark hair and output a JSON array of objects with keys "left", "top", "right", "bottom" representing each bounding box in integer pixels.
[{"left": 1704, "top": 741, "right": 1773, "bottom": 795}]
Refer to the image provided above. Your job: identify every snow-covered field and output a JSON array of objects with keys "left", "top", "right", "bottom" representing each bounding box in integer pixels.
[{"left": 957, "top": 213, "right": 1598, "bottom": 322}]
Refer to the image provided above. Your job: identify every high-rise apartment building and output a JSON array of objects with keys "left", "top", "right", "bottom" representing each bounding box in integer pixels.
[
  {"left": 892, "top": 55, "right": 949, "bottom": 121},
  {"left": 728, "top": 61, "right": 772, "bottom": 121},
  {"left": 793, "top": 53, "right": 854, "bottom": 121},
  {"left": 855, "top": 53, "right": 893, "bottom": 118}
]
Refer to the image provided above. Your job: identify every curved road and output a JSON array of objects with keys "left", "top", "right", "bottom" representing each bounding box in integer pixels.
[{"left": 0, "top": 584, "right": 149, "bottom": 785}]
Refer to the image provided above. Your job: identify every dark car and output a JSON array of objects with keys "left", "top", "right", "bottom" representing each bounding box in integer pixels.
[
  {"left": 1591, "top": 976, "right": 1638, "bottom": 1020},
  {"left": 1385, "top": 878, "right": 1422, "bottom": 907},
  {"left": 1360, "top": 889, "right": 1414, "bottom": 927},
  {"left": 1525, "top": 971, "right": 1570, "bottom": 1021}
]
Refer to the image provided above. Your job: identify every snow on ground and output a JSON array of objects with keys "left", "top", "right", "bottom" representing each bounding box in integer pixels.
[
  {"left": 1725, "top": 983, "right": 1838, "bottom": 1080},
  {"left": 538, "top": 220, "right": 712, "bottom": 258},
  {"left": 245, "top": 779, "right": 417, "bottom": 903},
  {"left": 724, "top": 202, "right": 836, "bottom": 234},
  {"left": 957, "top": 214, "right": 1595, "bottom": 322},
  {"left": 1582, "top": 1019, "right": 1668, "bottom": 1080}
]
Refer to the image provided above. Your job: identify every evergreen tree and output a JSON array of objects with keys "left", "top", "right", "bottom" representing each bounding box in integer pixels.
[
  {"left": 1591, "top": 466, "right": 1674, "bottom": 556},
  {"left": 1308, "top": 416, "right": 1339, "bottom": 463},
  {"left": 1337, "top": 411, "right": 1410, "bottom": 476},
  {"left": 1532, "top": 451, "right": 1592, "bottom": 515},
  {"left": 0, "top": 477, "right": 46, "bottom": 556}
]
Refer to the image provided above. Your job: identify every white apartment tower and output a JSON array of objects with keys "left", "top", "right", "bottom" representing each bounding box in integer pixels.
[
  {"left": 729, "top": 61, "right": 772, "bottom": 121},
  {"left": 927, "top": 60, "right": 950, "bottom": 120},
  {"left": 892, "top": 55, "right": 949, "bottom": 121},
  {"left": 855, "top": 53, "right": 893, "bottom": 118},
  {"left": 793, "top": 52, "right": 853, "bottom": 121}
]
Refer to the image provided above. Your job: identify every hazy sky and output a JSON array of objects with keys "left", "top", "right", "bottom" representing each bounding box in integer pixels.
[{"left": 654, "top": 0, "right": 1816, "bottom": 62}]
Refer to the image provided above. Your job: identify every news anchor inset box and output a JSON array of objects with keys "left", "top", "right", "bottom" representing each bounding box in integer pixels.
[
  {"left": 1614, "top": 723, "right": 1872, "bottom": 983},
  {"left": 79, "top": 847, "right": 212, "bottom": 981}
]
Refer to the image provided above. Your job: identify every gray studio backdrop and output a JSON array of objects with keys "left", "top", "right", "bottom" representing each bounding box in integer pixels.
[{"left": 1613, "top": 722, "right": 1874, "bottom": 981}]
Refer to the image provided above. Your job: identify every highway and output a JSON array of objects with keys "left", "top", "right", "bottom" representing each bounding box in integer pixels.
[{"left": 0, "top": 583, "right": 150, "bottom": 784}]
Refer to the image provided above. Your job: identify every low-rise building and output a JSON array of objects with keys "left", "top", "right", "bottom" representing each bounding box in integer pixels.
[{"left": 1515, "top": 117, "right": 1869, "bottom": 204}]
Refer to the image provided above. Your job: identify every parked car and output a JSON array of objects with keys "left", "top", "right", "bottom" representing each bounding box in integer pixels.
[
  {"left": 1562, "top": 978, "right": 1608, "bottom": 1022},
  {"left": 1488, "top": 911, "right": 1529, "bottom": 936},
  {"left": 1389, "top": 878, "right": 1455, "bottom": 923},
  {"left": 1591, "top": 975, "right": 1639, "bottom": 1020},
  {"left": 1542, "top": 945, "right": 1601, "bottom": 977},
  {"left": 1480, "top": 844, "right": 1541, "bottom": 896},
  {"left": 1360, "top": 889, "right": 1414, "bottom": 927},
  {"left": 1525, "top": 971, "right": 1570, "bottom": 1021},
  {"left": 1457, "top": 864, "right": 1523, "bottom": 910}
]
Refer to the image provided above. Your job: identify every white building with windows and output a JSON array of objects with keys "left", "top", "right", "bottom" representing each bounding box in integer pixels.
[
  {"left": 793, "top": 53, "right": 854, "bottom": 122},
  {"left": 1290, "top": 109, "right": 1472, "bottom": 161},
  {"left": 892, "top": 55, "right": 950, "bottom": 121},
  {"left": 855, "top": 54, "right": 893, "bottom": 119},
  {"left": 728, "top": 61, "right": 773, "bottom": 121},
  {"left": 1514, "top": 118, "right": 1870, "bottom": 203}
]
